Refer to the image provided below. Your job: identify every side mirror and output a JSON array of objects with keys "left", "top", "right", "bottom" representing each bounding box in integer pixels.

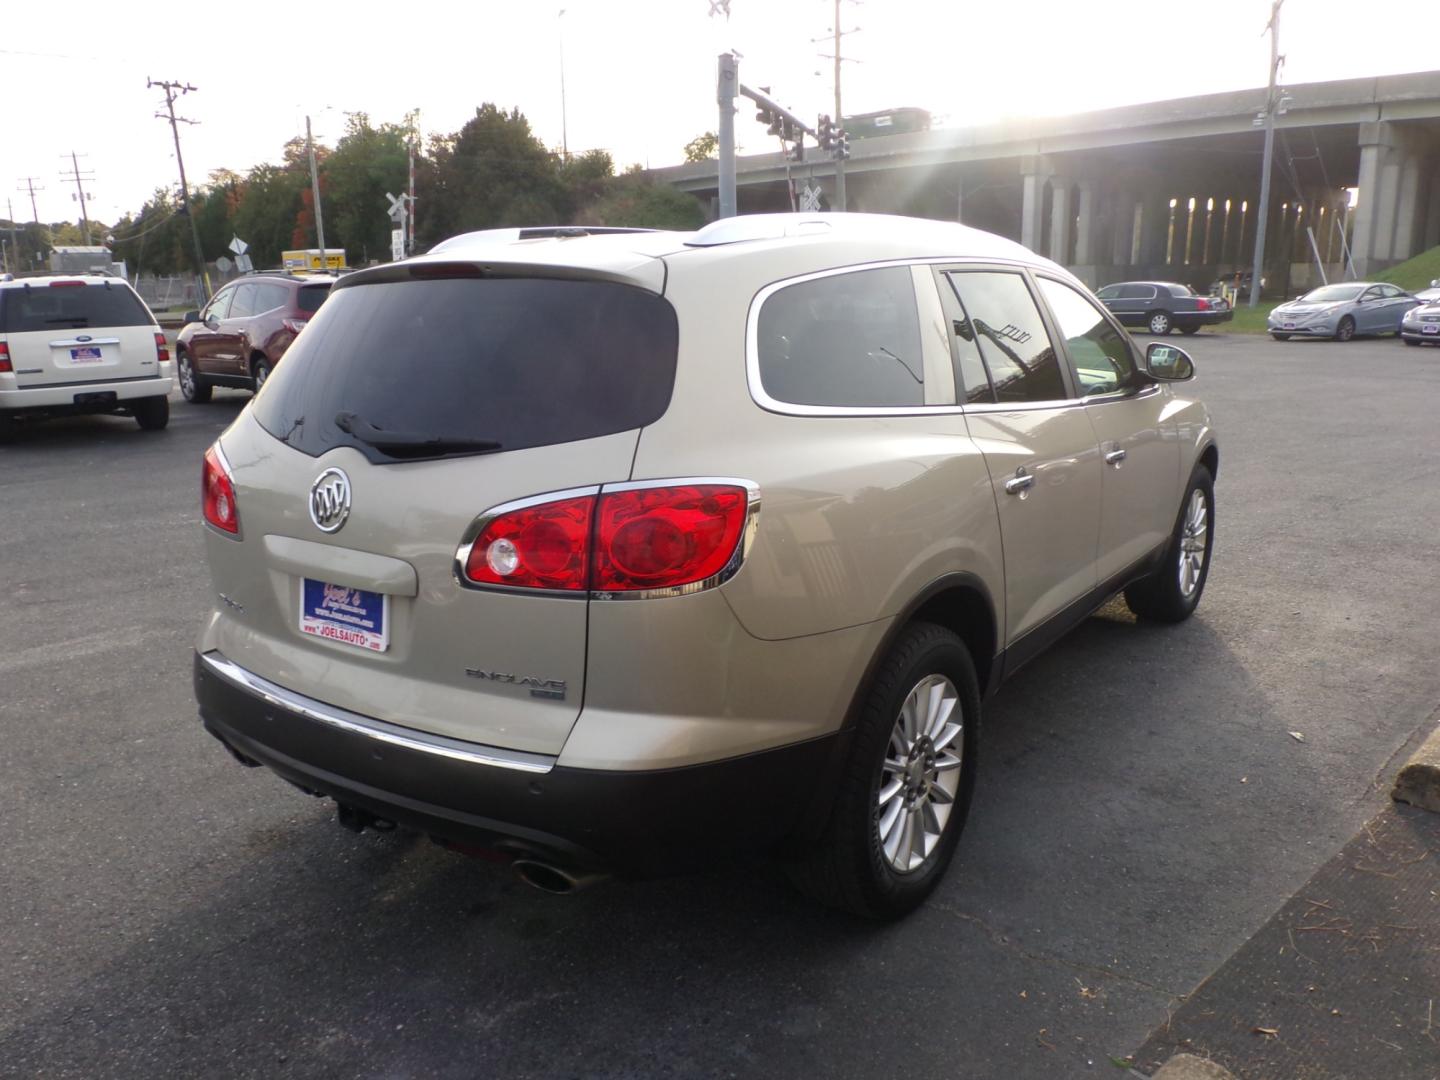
[
  {"left": 1145, "top": 342, "right": 1194, "bottom": 382},
  {"left": 183, "top": 309, "right": 201, "bottom": 325},
  {"left": 204, "top": 314, "right": 221, "bottom": 331}
]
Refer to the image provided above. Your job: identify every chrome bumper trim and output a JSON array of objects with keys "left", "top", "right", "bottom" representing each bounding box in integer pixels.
[{"left": 199, "top": 651, "right": 556, "bottom": 775}]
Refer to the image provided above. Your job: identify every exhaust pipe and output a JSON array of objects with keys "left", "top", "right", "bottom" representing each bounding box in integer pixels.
[
  {"left": 336, "top": 803, "right": 396, "bottom": 834},
  {"left": 511, "top": 858, "right": 608, "bottom": 895}
]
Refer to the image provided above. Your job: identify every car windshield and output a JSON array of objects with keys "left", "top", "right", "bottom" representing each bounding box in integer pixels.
[{"left": 1301, "top": 285, "right": 1365, "bottom": 303}]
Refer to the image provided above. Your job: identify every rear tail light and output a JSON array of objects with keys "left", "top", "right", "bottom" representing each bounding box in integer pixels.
[
  {"left": 154, "top": 332, "right": 170, "bottom": 364},
  {"left": 202, "top": 445, "right": 240, "bottom": 535},
  {"left": 1196, "top": 297, "right": 1212, "bottom": 311},
  {"left": 282, "top": 318, "right": 308, "bottom": 335},
  {"left": 0, "top": 342, "right": 10, "bottom": 374},
  {"left": 460, "top": 481, "right": 757, "bottom": 597},
  {"left": 48, "top": 280, "right": 85, "bottom": 288}
]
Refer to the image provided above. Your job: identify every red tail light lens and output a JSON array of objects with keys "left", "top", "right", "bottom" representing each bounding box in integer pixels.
[
  {"left": 154, "top": 332, "right": 170, "bottom": 364},
  {"left": 459, "top": 482, "right": 755, "bottom": 596},
  {"left": 594, "top": 485, "right": 750, "bottom": 592},
  {"left": 0, "top": 342, "right": 10, "bottom": 374},
  {"left": 48, "top": 280, "right": 85, "bottom": 288},
  {"left": 464, "top": 495, "right": 594, "bottom": 590},
  {"left": 202, "top": 446, "right": 240, "bottom": 535},
  {"left": 1196, "top": 297, "right": 1211, "bottom": 311}
]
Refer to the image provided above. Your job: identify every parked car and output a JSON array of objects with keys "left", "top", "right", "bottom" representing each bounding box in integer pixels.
[
  {"left": 1400, "top": 297, "right": 1440, "bottom": 345},
  {"left": 1267, "top": 282, "right": 1420, "bottom": 341},
  {"left": 175, "top": 272, "right": 335, "bottom": 402},
  {"left": 1410, "top": 279, "right": 1440, "bottom": 305},
  {"left": 1093, "top": 281, "right": 1234, "bottom": 335},
  {"left": 191, "top": 214, "right": 1218, "bottom": 919},
  {"left": 0, "top": 271, "right": 172, "bottom": 434}
]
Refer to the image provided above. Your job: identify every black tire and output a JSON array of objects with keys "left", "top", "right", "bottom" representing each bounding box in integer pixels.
[
  {"left": 1271, "top": 333, "right": 1291, "bottom": 341},
  {"left": 1179, "top": 324, "right": 1200, "bottom": 336},
  {"left": 133, "top": 395, "right": 170, "bottom": 431},
  {"left": 251, "top": 356, "right": 272, "bottom": 394},
  {"left": 785, "top": 621, "right": 981, "bottom": 920},
  {"left": 1146, "top": 310, "right": 1173, "bottom": 335},
  {"left": 178, "top": 352, "right": 212, "bottom": 403},
  {"left": 1124, "top": 464, "right": 1215, "bottom": 623},
  {"left": 1333, "top": 316, "right": 1356, "bottom": 343}
]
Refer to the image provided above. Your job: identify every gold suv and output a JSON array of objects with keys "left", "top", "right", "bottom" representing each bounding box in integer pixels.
[{"left": 192, "top": 214, "right": 1217, "bottom": 918}]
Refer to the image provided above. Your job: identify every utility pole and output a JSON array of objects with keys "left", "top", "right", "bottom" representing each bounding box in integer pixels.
[
  {"left": 5, "top": 199, "right": 17, "bottom": 275},
  {"left": 717, "top": 52, "right": 737, "bottom": 219},
  {"left": 558, "top": 8, "right": 569, "bottom": 162},
  {"left": 59, "top": 152, "right": 95, "bottom": 246},
  {"left": 832, "top": 0, "right": 846, "bottom": 213},
  {"left": 17, "top": 177, "right": 45, "bottom": 223},
  {"left": 148, "top": 77, "right": 210, "bottom": 302},
  {"left": 305, "top": 115, "right": 328, "bottom": 269},
  {"left": 1249, "top": 0, "right": 1284, "bottom": 309}
]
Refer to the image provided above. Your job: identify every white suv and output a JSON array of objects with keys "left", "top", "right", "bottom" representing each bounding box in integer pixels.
[{"left": 0, "top": 272, "right": 173, "bottom": 434}]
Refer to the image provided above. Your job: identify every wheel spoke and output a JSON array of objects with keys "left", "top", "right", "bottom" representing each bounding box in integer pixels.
[
  {"left": 877, "top": 777, "right": 904, "bottom": 807},
  {"left": 932, "top": 720, "right": 962, "bottom": 754},
  {"left": 878, "top": 798, "right": 905, "bottom": 850},
  {"left": 933, "top": 750, "right": 963, "bottom": 774}
]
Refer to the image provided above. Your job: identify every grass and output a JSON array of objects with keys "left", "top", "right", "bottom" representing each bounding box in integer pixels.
[
  {"left": 1222, "top": 301, "right": 1283, "bottom": 335},
  {"left": 1375, "top": 244, "right": 1440, "bottom": 291}
]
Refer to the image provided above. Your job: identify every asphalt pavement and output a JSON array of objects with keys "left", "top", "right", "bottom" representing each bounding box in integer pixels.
[{"left": 3, "top": 333, "right": 1438, "bottom": 1079}]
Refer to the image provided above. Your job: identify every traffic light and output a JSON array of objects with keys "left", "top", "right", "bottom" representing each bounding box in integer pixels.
[
  {"left": 817, "top": 114, "right": 835, "bottom": 151},
  {"left": 835, "top": 127, "right": 851, "bottom": 160}
]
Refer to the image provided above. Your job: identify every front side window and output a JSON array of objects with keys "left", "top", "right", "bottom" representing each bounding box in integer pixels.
[
  {"left": 756, "top": 266, "right": 925, "bottom": 408},
  {"left": 1095, "top": 284, "right": 1120, "bottom": 300},
  {"left": 1038, "top": 278, "right": 1139, "bottom": 397},
  {"left": 227, "top": 283, "right": 257, "bottom": 319},
  {"left": 203, "top": 287, "right": 234, "bottom": 321},
  {"left": 945, "top": 271, "right": 1066, "bottom": 404}
]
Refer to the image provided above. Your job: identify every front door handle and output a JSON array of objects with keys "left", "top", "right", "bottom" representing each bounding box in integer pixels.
[
  {"left": 1104, "top": 447, "right": 1127, "bottom": 466},
  {"left": 1004, "top": 469, "right": 1035, "bottom": 495}
]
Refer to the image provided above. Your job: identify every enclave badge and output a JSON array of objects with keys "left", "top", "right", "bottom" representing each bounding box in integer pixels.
[
  {"left": 466, "top": 667, "right": 567, "bottom": 700},
  {"left": 309, "top": 468, "right": 351, "bottom": 533}
]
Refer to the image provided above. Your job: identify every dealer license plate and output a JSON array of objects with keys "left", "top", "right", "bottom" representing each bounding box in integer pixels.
[
  {"left": 1283, "top": 323, "right": 1296, "bottom": 330},
  {"left": 1424, "top": 325, "right": 1438, "bottom": 335},
  {"left": 70, "top": 346, "right": 103, "bottom": 363},
  {"left": 299, "top": 579, "right": 389, "bottom": 652}
]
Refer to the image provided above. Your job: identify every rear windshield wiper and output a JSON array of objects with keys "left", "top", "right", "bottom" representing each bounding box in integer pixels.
[{"left": 334, "top": 411, "right": 503, "bottom": 457}]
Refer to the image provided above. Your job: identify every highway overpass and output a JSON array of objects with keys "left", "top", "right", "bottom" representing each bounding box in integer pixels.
[{"left": 655, "top": 71, "right": 1440, "bottom": 291}]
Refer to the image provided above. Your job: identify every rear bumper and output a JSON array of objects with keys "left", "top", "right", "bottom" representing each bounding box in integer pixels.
[
  {"left": 1181, "top": 309, "right": 1233, "bottom": 327},
  {"left": 0, "top": 369, "right": 172, "bottom": 415},
  {"left": 193, "top": 650, "right": 842, "bottom": 875}
]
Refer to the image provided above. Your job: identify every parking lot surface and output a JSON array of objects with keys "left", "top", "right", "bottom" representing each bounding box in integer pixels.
[{"left": 3, "top": 333, "right": 1438, "bottom": 1078}]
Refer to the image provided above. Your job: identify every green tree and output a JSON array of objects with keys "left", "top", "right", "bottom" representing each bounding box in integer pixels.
[
  {"left": 576, "top": 169, "right": 705, "bottom": 231},
  {"left": 234, "top": 159, "right": 307, "bottom": 270},
  {"left": 322, "top": 113, "right": 410, "bottom": 264},
  {"left": 684, "top": 131, "right": 718, "bottom": 163}
]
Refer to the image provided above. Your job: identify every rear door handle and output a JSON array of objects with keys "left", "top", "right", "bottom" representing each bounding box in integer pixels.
[
  {"left": 1104, "top": 447, "right": 1127, "bottom": 465},
  {"left": 1004, "top": 470, "right": 1035, "bottom": 495}
]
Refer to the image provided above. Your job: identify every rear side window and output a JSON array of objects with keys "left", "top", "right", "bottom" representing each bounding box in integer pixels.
[
  {"left": 944, "top": 271, "right": 1066, "bottom": 404},
  {"left": 253, "top": 283, "right": 289, "bottom": 312},
  {"left": 253, "top": 277, "right": 678, "bottom": 462},
  {"left": 756, "top": 266, "right": 925, "bottom": 408},
  {"left": 297, "top": 284, "right": 330, "bottom": 313},
  {"left": 0, "top": 282, "right": 153, "bottom": 332}
]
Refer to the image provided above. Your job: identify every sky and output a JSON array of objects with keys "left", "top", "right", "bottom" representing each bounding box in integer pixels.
[{"left": 4, "top": 0, "right": 1433, "bottom": 232}]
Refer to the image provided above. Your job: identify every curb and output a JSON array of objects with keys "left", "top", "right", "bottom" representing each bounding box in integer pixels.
[{"left": 1391, "top": 724, "right": 1440, "bottom": 813}]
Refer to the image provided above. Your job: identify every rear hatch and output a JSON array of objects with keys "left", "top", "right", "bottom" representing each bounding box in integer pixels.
[
  {"left": 1, "top": 279, "right": 159, "bottom": 388},
  {"left": 208, "top": 269, "right": 678, "bottom": 755}
]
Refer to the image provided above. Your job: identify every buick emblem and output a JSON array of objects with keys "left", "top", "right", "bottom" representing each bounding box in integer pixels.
[{"left": 309, "top": 468, "right": 352, "bottom": 533}]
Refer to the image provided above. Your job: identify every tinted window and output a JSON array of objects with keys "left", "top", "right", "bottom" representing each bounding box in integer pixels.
[
  {"left": 945, "top": 271, "right": 1066, "bottom": 403},
  {"left": 0, "top": 282, "right": 153, "bottom": 332},
  {"left": 253, "top": 283, "right": 289, "bottom": 312},
  {"left": 297, "top": 284, "right": 330, "bottom": 313},
  {"left": 1168, "top": 284, "right": 1195, "bottom": 297},
  {"left": 253, "top": 276, "right": 678, "bottom": 463},
  {"left": 228, "top": 283, "right": 257, "bottom": 318},
  {"left": 1094, "top": 285, "right": 1120, "bottom": 300},
  {"left": 1118, "top": 284, "right": 1157, "bottom": 300},
  {"left": 1038, "top": 278, "right": 1138, "bottom": 396},
  {"left": 757, "top": 266, "right": 924, "bottom": 407},
  {"left": 204, "top": 286, "right": 234, "bottom": 321}
]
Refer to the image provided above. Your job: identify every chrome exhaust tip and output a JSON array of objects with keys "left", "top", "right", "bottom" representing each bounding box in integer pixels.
[{"left": 511, "top": 858, "right": 607, "bottom": 895}]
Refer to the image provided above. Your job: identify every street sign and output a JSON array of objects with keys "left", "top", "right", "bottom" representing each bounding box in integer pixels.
[
  {"left": 215, "top": 255, "right": 233, "bottom": 272},
  {"left": 235, "top": 253, "right": 253, "bottom": 273},
  {"left": 799, "top": 184, "right": 823, "bottom": 212},
  {"left": 391, "top": 228, "right": 405, "bottom": 262},
  {"left": 228, "top": 236, "right": 249, "bottom": 256},
  {"left": 385, "top": 192, "right": 407, "bottom": 224}
]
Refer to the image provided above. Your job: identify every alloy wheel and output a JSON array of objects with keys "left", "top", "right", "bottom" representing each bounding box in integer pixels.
[
  {"left": 1178, "top": 487, "right": 1209, "bottom": 598},
  {"left": 876, "top": 674, "right": 964, "bottom": 873}
]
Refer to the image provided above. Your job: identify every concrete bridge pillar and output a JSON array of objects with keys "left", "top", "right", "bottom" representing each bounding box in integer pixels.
[
  {"left": 1073, "top": 182, "right": 1096, "bottom": 266},
  {"left": 1049, "top": 181, "right": 1073, "bottom": 263},
  {"left": 1353, "top": 122, "right": 1404, "bottom": 277},
  {"left": 1019, "top": 156, "right": 1053, "bottom": 253}
]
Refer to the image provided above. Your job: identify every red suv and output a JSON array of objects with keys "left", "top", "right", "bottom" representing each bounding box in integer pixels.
[{"left": 175, "top": 273, "right": 334, "bottom": 402}]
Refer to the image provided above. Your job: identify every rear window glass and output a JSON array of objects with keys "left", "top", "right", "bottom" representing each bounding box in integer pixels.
[
  {"left": 0, "top": 282, "right": 153, "bottom": 332},
  {"left": 297, "top": 284, "right": 330, "bottom": 313},
  {"left": 253, "top": 276, "right": 678, "bottom": 463}
]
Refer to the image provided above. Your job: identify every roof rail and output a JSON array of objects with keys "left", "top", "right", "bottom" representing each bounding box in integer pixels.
[{"left": 429, "top": 225, "right": 660, "bottom": 253}]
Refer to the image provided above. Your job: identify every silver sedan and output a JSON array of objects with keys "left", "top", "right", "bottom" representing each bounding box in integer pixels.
[{"left": 1268, "top": 282, "right": 1420, "bottom": 342}]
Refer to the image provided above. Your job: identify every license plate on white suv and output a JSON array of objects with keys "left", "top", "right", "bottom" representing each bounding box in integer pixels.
[{"left": 299, "top": 580, "right": 389, "bottom": 652}]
